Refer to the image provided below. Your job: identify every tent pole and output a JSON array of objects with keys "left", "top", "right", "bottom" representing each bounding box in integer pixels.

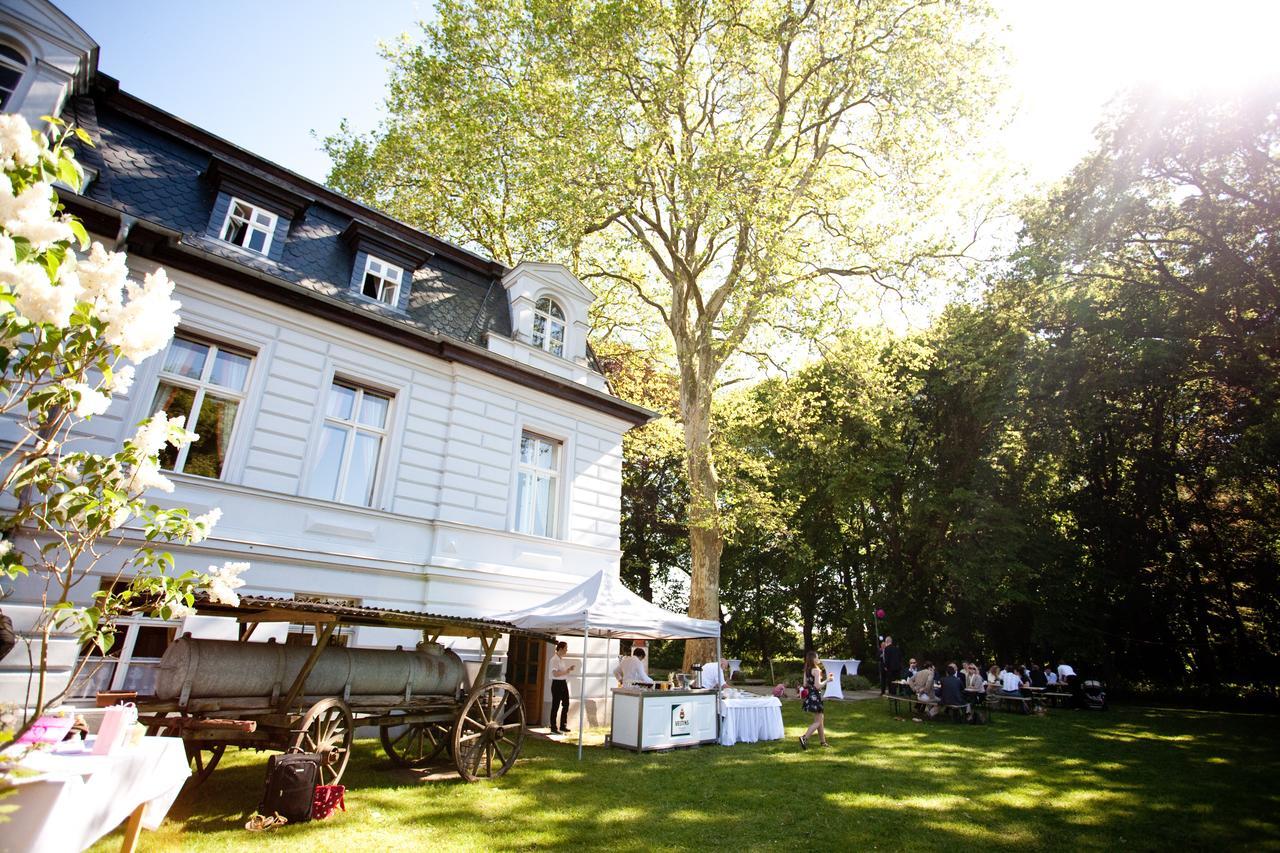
[
  {"left": 715, "top": 634, "right": 722, "bottom": 743},
  {"left": 577, "top": 617, "right": 589, "bottom": 760}
]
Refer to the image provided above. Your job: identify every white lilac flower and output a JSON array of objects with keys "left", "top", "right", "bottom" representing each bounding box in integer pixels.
[
  {"left": 0, "top": 114, "right": 41, "bottom": 171},
  {"left": 131, "top": 458, "right": 174, "bottom": 494},
  {"left": 205, "top": 560, "right": 249, "bottom": 606},
  {"left": 108, "top": 505, "right": 131, "bottom": 530},
  {"left": 130, "top": 411, "right": 190, "bottom": 458},
  {"left": 0, "top": 181, "right": 74, "bottom": 250},
  {"left": 104, "top": 269, "right": 181, "bottom": 363},
  {"left": 12, "top": 262, "right": 80, "bottom": 327},
  {"left": 189, "top": 508, "right": 223, "bottom": 544},
  {"left": 77, "top": 243, "right": 128, "bottom": 321},
  {"left": 107, "top": 364, "right": 135, "bottom": 397},
  {"left": 63, "top": 380, "right": 111, "bottom": 418},
  {"left": 0, "top": 540, "right": 12, "bottom": 558},
  {"left": 167, "top": 600, "right": 196, "bottom": 620}
]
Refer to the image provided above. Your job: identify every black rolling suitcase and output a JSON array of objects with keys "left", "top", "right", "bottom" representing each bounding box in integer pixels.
[{"left": 259, "top": 750, "right": 322, "bottom": 823}]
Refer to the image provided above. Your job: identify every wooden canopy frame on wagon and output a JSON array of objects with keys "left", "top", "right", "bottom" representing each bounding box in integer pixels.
[{"left": 135, "top": 594, "right": 552, "bottom": 785}]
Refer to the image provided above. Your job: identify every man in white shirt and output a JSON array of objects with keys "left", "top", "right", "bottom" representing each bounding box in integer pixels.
[
  {"left": 699, "top": 659, "right": 729, "bottom": 691},
  {"left": 1000, "top": 667, "right": 1025, "bottom": 696},
  {"left": 548, "top": 641, "right": 576, "bottom": 734},
  {"left": 614, "top": 648, "right": 655, "bottom": 687},
  {"left": 1057, "top": 662, "right": 1076, "bottom": 681}
]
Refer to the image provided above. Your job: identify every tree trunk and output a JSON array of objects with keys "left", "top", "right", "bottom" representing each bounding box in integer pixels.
[{"left": 680, "top": 355, "right": 722, "bottom": 669}]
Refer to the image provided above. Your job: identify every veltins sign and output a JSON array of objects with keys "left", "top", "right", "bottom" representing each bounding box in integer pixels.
[{"left": 670, "top": 702, "right": 692, "bottom": 737}]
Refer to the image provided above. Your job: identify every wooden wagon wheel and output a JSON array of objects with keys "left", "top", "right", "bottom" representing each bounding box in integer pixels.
[
  {"left": 145, "top": 715, "right": 226, "bottom": 787},
  {"left": 452, "top": 681, "right": 525, "bottom": 782},
  {"left": 380, "top": 715, "right": 453, "bottom": 767},
  {"left": 292, "top": 697, "right": 354, "bottom": 786}
]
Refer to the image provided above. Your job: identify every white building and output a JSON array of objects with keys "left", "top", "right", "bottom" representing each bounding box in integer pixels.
[{"left": 0, "top": 0, "right": 652, "bottom": 727}]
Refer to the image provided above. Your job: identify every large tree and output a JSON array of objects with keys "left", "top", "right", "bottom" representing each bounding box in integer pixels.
[{"left": 326, "top": 0, "right": 1000, "bottom": 663}]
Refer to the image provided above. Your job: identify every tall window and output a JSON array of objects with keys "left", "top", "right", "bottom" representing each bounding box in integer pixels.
[
  {"left": 219, "top": 198, "right": 277, "bottom": 255},
  {"left": 0, "top": 45, "right": 26, "bottom": 110},
  {"left": 515, "top": 432, "right": 560, "bottom": 537},
  {"left": 360, "top": 256, "right": 403, "bottom": 306},
  {"left": 151, "top": 334, "right": 252, "bottom": 478},
  {"left": 532, "top": 297, "right": 565, "bottom": 357},
  {"left": 308, "top": 381, "right": 391, "bottom": 506}
]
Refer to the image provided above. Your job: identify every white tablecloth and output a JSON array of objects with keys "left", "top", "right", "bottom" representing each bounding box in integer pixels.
[
  {"left": 719, "top": 695, "right": 785, "bottom": 746},
  {"left": 726, "top": 659, "right": 742, "bottom": 679},
  {"left": 821, "top": 659, "right": 845, "bottom": 699},
  {"left": 4, "top": 736, "right": 190, "bottom": 853},
  {"left": 843, "top": 659, "right": 861, "bottom": 680}
]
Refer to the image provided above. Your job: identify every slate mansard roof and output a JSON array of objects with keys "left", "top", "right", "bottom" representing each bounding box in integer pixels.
[
  {"left": 63, "top": 78, "right": 511, "bottom": 347},
  {"left": 54, "top": 77, "right": 652, "bottom": 426}
]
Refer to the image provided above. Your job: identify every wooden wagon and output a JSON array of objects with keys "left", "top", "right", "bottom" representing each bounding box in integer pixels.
[{"left": 134, "top": 595, "right": 548, "bottom": 786}]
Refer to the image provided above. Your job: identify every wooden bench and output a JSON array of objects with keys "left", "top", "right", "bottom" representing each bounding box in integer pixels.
[
  {"left": 944, "top": 702, "right": 991, "bottom": 724},
  {"left": 1042, "top": 691, "right": 1072, "bottom": 708},
  {"left": 986, "top": 692, "right": 1039, "bottom": 714}
]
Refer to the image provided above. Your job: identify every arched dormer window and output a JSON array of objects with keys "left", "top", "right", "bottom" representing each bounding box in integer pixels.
[
  {"left": 532, "top": 296, "right": 566, "bottom": 357},
  {"left": 0, "top": 45, "right": 27, "bottom": 110}
]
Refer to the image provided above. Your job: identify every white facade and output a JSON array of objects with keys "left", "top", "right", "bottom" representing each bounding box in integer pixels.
[{"left": 0, "top": 1, "right": 646, "bottom": 728}]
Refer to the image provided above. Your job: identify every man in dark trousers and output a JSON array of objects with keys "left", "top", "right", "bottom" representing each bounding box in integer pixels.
[
  {"left": 880, "top": 636, "right": 903, "bottom": 695},
  {"left": 548, "top": 641, "right": 576, "bottom": 734}
]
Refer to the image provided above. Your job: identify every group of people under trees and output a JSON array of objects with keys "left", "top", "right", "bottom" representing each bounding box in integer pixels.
[{"left": 877, "top": 636, "right": 1081, "bottom": 718}]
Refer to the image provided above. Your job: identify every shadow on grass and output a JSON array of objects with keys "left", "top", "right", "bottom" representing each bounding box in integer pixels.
[{"left": 90, "top": 702, "right": 1280, "bottom": 852}]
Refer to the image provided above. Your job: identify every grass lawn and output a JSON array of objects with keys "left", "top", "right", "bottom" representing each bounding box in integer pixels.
[{"left": 91, "top": 699, "right": 1280, "bottom": 852}]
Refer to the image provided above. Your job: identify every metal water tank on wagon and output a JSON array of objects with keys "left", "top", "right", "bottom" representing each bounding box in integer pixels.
[{"left": 135, "top": 595, "right": 546, "bottom": 785}]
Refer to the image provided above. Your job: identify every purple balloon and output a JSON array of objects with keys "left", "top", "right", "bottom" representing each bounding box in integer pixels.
[{"left": 875, "top": 608, "right": 886, "bottom": 619}]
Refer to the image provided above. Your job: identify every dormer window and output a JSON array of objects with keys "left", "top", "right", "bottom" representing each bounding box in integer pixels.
[
  {"left": 0, "top": 45, "right": 27, "bottom": 110},
  {"left": 360, "top": 256, "right": 403, "bottom": 306},
  {"left": 219, "top": 198, "right": 277, "bottom": 255},
  {"left": 532, "top": 297, "right": 566, "bottom": 357}
]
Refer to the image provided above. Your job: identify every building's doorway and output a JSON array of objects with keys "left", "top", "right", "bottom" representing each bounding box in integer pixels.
[{"left": 506, "top": 636, "right": 546, "bottom": 723}]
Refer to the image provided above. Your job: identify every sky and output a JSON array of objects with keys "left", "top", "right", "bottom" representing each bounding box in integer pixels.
[{"left": 56, "top": 0, "right": 1280, "bottom": 191}]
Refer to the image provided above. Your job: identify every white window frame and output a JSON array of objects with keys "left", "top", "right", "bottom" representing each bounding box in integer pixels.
[
  {"left": 219, "top": 197, "right": 278, "bottom": 256},
  {"left": 309, "top": 379, "right": 393, "bottom": 507},
  {"left": 0, "top": 44, "right": 27, "bottom": 111},
  {"left": 514, "top": 430, "right": 562, "bottom": 538},
  {"left": 532, "top": 296, "right": 567, "bottom": 357},
  {"left": 359, "top": 256, "right": 403, "bottom": 306},
  {"left": 153, "top": 333, "right": 253, "bottom": 478}
]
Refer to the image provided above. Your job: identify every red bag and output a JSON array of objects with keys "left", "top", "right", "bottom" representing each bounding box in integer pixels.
[
  {"left": 800, "top": 687, "right": 809, "bottom": 699},
  {"left": 312, "top": 784, "right": 346, "bottom": 821}
]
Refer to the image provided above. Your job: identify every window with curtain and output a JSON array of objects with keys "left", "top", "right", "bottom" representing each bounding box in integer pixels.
[
  {"left": 151, "top": 334, "right": 252, "bottom": 478},
  {"left": 307, "top": 380, "right": 391, "bottom": 506},
  {"left": 514, "top": 431, "right": 560, "bottom": 537}
]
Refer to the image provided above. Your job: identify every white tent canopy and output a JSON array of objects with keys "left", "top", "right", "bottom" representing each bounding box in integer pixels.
[
  {"left": 494, "top": 570, "right": 720, "bottom": 640},
  {"left": 493, "top": 570, "right": 720, "bottom": 758}
]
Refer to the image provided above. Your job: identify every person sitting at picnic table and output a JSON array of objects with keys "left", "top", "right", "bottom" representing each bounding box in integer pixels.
[
  {"left": 940, "top": 664, "right": 968, "bottom": 716},
  {"left": 965, "top": 662, "right": 986, "bottom": 694},
  {"left": 909, "top": 661, "right": 939, "bottom": 718},
  {"left": 1029, "top": 664, "right": 1047, "bottom": 688},
  {"left": 614, "top": 647, "right": 655, "bottom": 687},
  {"left": 906, "top": 658, "right": 919, "bottom": 679},
  {"left": 999, "top": 665, "right": 1025, "bottom": 696},
  {"left": 986, "top": 664, "right": 1001, "bottom": 691},
  {"left": 1045, "top": 665, "right": 1059, "bottom": 686}
]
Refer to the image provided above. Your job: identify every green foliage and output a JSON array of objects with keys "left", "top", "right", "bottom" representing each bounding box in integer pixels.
[
  {"left": 0, "top": 117, "right": 239, "bottom": 747},
  {"left": 327, "top": 0, "right": 1005, "bottom": 646},
  {"left": 715, "top": 88, "right": 1280, "bottom": 693}
]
